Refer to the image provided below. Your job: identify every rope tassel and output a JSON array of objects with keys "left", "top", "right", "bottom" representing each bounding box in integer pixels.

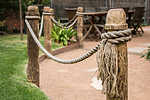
[
  {"left": 97, "top": 41, "right": 119, "bottom": 97},
  {"left": 97, "top": 31, "right": 131, "bottom": 98}
]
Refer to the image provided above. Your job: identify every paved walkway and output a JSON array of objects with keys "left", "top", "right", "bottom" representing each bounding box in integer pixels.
[{"left": 40, "top": 27, "right": 150, "bottom": 100}]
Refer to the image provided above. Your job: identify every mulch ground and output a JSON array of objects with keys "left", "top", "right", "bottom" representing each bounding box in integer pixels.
[{"left": 40, "top": 26, "right": 150, "bottom": 100}]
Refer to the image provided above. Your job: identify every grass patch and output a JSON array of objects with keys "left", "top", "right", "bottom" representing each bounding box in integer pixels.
[{"left": 0, "top": 34, "right": 51, "bottom": 100}]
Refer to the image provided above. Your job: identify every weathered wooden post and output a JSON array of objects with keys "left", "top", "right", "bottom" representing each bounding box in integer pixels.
[
  {"left": 43, "top": 7, "right": 54, "bottom": 53},
  {"left": 26, "top": 6, "right": 40, "bottom": 87},
  {"left": 97, "top": 9, "right": 129, "bottom": 100},
  {"left": 77, "top": 7, "right": 84, "bottom": 46}
]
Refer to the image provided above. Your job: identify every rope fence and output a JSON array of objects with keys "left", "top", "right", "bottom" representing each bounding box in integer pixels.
[
  {"left": 50, "top": 16, "right": 78, "bottom": 29},
  {"left": 26, "top": 6, "right": 132, "bottom": 100},
  {"left": 25, "top": 19, "right": 101, "bottom": 64},
  {"left": 25, "top": 18, "right": 132, "bottom": 64}
]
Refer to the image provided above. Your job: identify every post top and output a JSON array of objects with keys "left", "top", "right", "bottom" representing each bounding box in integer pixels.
[
  {"left": 77, "top": 7, "right": 84, "bottom": 12},
  {"left": 27, "top": 5, "right": 40, "bottom": 16},
  {"left": 28, "top": 6, "right": 39, "bottom": 12},
  {"left": 43, "top": 7, "right": 54, "bottom": 13},
  {"left": 105, "top": 8, "right": 128, "bottom": 31}
]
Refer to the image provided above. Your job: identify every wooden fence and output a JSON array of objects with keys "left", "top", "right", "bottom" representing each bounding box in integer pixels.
[{"left": 26, "top": 6, "right": 132, "bottom": 100}]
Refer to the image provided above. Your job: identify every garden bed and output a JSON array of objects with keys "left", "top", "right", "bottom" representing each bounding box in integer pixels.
[{"left": 39, "top": 42, "right": 81, "bottom": 62}]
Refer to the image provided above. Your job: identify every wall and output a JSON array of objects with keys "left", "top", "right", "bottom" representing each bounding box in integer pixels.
[
  {"left": 52, "top": 0, "right": 148, "bottom": 24},
  {"left": 53, "top": 0, "right": 106, "bottom": 17},
  {"left": 114, "top": 0, "right": 145, "bottom": 8},
  {"left": 145, "top": 0, "right": 150, "bottom": 24}
]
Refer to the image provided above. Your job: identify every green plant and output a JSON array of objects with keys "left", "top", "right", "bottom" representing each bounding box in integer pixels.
[
  {"left": 51, "top": 24, "right": 77, "bottom": 46},
  {"left": 41, "top": 0, "right": 50, "bottom": 6},
  {"left": 142, "top": 46, "right": 150, "bottom": 60}
]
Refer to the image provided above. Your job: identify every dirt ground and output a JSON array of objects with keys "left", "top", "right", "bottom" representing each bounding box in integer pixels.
[{"left": 40, "top": 27, "right": 150, "bottom": 100}]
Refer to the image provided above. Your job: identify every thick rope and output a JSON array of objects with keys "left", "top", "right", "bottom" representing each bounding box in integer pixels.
[
  {"left": 66, "top": 18, "right": 78, "bottom": 28},
  {"left": 101, "top": 29, "right": 132, "bottom": 44},
  {"left": 108, "top": 36, "right": 132, "bottom": 44},
  {"left": 25, "top": 19, "right": 101, "bottom": 64},
  {"left": 42, "top": 12, "right": 77, "bottom": 26},
  {"left": 25, "top": 16, "right": 40, "bottom": 19},
  {"left": 63, "top": 15, "right": 78, "bottom": 26},
  {"left": 39, "top": 15, "right": 44, "bottom": 37},
  {"left": 25, "top": 17, "right": 132, "bottom": 65},
  {"left": 101, "top": 29, "right": 131, "bottom": 39},
  {"left": 43, "top": 12, "right": 54, "bottom": 15},
  {"left": 50, "top": 16, "right": 78, "bottom": 29},
  {"left": 25, "top": 15, "right": 44, "bottom": 37},
  {"left": 76, "top": 11, "right": 107, "bottom": 16}
]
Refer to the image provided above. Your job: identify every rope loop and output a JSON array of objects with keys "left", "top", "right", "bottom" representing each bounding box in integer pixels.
[
  {"left": 50, "top": 16, "right": 78, "bottom": 29},
  {"left": 43, "top": 12, "right": 54, "bottom": 15},
  {"left": 101, "top": 29, "right": 132, "bottom": 44},
  {"left": 25, "top": 16, "right": 40, "bottom": 20}
]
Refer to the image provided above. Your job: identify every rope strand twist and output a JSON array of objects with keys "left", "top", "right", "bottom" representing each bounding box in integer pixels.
[
  {"left": 101, "top": 29, "right": 132, "bottom": 44},
  {"left": 50, "top": 16, "right": 78, "bottom": 29}
]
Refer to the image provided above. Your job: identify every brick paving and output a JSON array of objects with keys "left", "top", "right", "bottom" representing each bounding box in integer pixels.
[{"left": 40, "top": 27, "right": 150, "bottom": 100}]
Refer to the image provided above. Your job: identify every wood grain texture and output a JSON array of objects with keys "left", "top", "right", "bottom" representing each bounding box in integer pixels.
[
  {"left": 43, "top": 7, "right": 53, "bottom": 53},
  {"left": 77, "top": 7, "right": 84, "bottom": 46},
  {"left": 97, "top": 8, "right": 128, "bottom": 100},
  {"left": 26, "top": 6, "right": 40, "bottom": 87}
]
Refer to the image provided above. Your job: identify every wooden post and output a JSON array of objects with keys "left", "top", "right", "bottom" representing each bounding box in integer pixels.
[
  {"left": 43, "top": 7, "right": 54, "bottom": 53},
  {"left": 77, "top": 7, "right": 84, "bottom": 46},
  {"left": 98, "top": 9, "right": 128, "bottom": 100},
  {"left": 26, "top": 6, "right": 40, "bottom": 87}
]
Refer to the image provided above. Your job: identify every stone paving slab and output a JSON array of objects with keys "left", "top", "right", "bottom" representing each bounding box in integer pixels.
[
  {"left": 128, "top": 47, "right": 147, "bottom": 55},
  {"left": 142, "top": 43, "right": 150, "bottom": 46}
]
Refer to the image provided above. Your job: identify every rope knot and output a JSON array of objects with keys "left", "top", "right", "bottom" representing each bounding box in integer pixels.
[{"left": 101, "top": 29, "right": 132, "bottom": 44}]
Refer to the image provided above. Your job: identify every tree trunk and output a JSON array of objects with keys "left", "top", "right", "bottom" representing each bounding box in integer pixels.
[{"left": 19, "top": 0, "right": 23, "bottom": 40}]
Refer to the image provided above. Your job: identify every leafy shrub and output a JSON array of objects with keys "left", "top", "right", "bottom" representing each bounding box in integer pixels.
[
  {"left": 41, "top": 0, "right": 51, "bottom": 6},
  {"left": 0, "top": 20, "right": 7, "bottom": 32},
  {"left": 51, "top": 24, "right": 77, "bottom": 46},
  {"left": 0, "top": 20, "right": 5, "bottom": 27}
]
